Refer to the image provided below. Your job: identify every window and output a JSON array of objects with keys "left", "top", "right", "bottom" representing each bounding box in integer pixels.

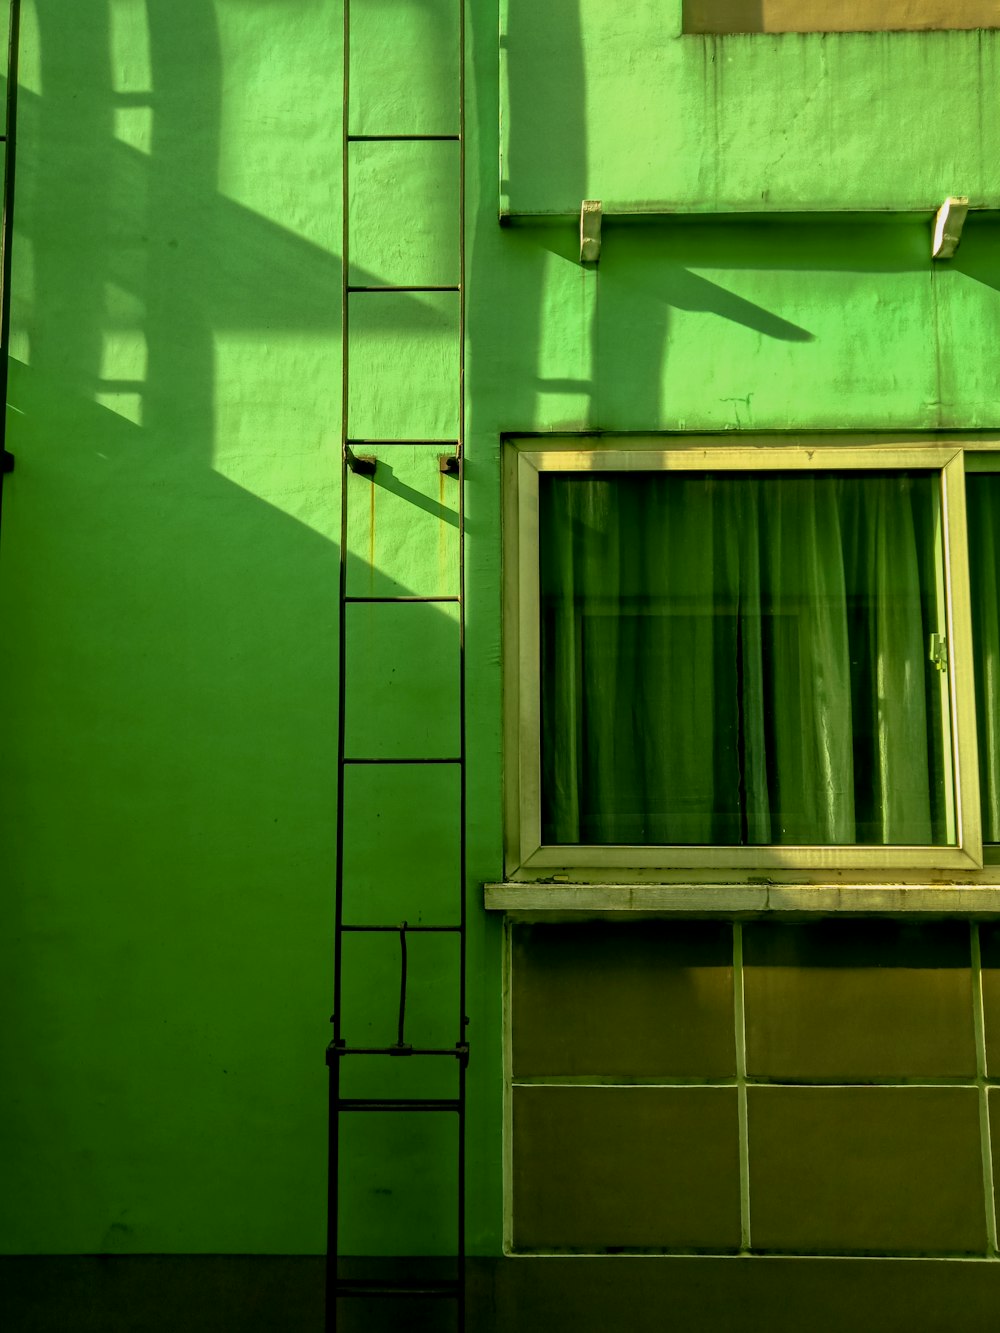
[
  {"left": 504, "top": 438, "right": 999, "bottom": 878},
  {"left": 682, "top": 1, "right": 1000, "bottom": 34}
]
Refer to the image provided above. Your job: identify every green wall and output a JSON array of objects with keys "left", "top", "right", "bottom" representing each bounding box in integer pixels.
[
  {"left": 501, "top": 0, "right": 1000, "bottom": 214},
  {"left": 2, "top": 0, "right": 1000, "bottom": 1270},
  {"left": 0, "top": 0, "right": 342, "bottom": 1255}
]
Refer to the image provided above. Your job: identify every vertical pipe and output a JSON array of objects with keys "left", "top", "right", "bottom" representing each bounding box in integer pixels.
[
  {"left": 457, "top": 0, "right": 468, "bottom": 1326},
  {"left": 457, "top": 0, "right": 467, "bottom": 1037},
  {"left": 325, "top": 1057, "right": 341, "bottom": 1333},
  {"left": 0, "top": 0, "right": 22, "bottom": 519},
  {"left": 457, "top": 1057, "right": 467, "bottom": 1332}
]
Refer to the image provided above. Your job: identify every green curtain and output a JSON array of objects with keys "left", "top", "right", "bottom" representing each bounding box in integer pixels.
[
  {"left": 539, "top": 471, "right": 950, "bottom": 847},
  {"left": 969, "top": 474, "right": 1000, "bottom": 844}
]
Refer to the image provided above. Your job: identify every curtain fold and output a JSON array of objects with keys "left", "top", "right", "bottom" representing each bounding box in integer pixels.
[{"left": 539, "top": 470, "right": 949, "bottom": 847}]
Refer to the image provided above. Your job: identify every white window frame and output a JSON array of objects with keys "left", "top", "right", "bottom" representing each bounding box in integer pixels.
[{"left": 504, "top": 435, "right": 991, "bottom": 881}]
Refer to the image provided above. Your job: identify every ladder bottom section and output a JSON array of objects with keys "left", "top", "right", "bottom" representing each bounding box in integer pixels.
[{"left": 327, "top": 1044, "right": 469, "bottom": 1061}]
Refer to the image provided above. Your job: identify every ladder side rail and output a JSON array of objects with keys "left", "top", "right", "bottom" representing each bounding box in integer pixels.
[
  {"left": 456, "top": 0, "right": 468, "bottom": 1317},
  {"left": 0, "top": 0, "right": 21, "bottom": 489},
  {"left": 326, "top": 0, "right": 352, "bottom": 1322}
]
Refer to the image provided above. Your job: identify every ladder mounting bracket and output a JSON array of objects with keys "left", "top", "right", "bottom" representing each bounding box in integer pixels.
[{"left": 345, "top": 446, "right": 377, "bottom": 477}]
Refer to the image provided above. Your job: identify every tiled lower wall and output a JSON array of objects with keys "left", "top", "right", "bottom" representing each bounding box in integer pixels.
[
  {"left": 509, "top": 919, "right": 1000, "bottom": 1257},
  {"left": 8, "top": 1254, "right": 1000, "bottom": 1333}
]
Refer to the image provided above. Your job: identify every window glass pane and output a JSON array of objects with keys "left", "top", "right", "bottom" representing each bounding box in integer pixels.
[
  {"left": 968, "top": 473, "right": 1000, "bottom": 844},
  {"left": 538, "top": 470, "right": 953, "bottom": 847}
]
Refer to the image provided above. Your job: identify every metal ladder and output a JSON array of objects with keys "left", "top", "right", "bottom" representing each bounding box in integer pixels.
[
  {"left": 327, "top": 1, "right": 467, "bottom": 1328},
  {"left": 0, "top": 0, "right": 21, "bottom": 494}
]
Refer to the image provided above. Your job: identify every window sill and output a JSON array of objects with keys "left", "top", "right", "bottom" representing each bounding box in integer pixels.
[{"left": 483, "top": 882, "right": 1000, "bottom": 919}]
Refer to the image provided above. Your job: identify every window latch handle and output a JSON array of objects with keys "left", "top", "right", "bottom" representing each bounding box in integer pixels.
[{"left": 929, "top": 633, "right": 948, "bottom": 672}]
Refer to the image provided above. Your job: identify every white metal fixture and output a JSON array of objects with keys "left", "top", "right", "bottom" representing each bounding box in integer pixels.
[{"left": 933, "top": 197, "right": 969, "bottom": 260}]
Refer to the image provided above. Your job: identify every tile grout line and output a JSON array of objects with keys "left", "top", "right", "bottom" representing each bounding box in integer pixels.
[
  {"left": 734, "top": 922, "right": 751, "bottom": 1253},
  {"left": 971, "top": 922, "right": 998, "bottom": 1255},
  {"left": 510, "top": 1075, "right": 1000, "bottom": 1089}
]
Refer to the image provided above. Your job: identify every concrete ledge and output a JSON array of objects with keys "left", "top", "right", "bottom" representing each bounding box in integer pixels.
[{"left": 484, "top": 882, "right": 1000, "bottom": 918}]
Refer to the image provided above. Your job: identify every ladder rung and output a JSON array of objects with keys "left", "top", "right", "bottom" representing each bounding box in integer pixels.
[
  {"left": 334, "top": 1278, "right": 461, "bottom": 1299},
  {"left": 341, "top": 445, "right": 458, "bottom": 455},
  {"left": 341, "top": 924, "right": 462, "bottom": 933},
  {"left": 344, "top": 596, "right": 460, "bottom": 604},
  {"left": 336, "top": 1097, "right": 460, "bottom": 1112},
  {"left": 347, "top": 134, "right": 460, "bottom": 143},
  {"left": 347, "top": 284, "right": 460, "bottom": 294},
  {"left": 343, "top": 757, "right": 462, "bottom": 765},
  {"left": 328, "top": 1043, "right": 469, "bottom": 1060}
]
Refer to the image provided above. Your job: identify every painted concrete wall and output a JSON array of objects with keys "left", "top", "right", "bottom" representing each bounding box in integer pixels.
[
  {"left": 0, "top": 0, "right": 503, "bottom": 1264},
  {"left": 2, "top": 0, "right": 1000, "bottom": 1281},
  {"left": 0, "top": 0, "right": 342, "bottom": 1256},
  {"left": 501, "top": 0, "right": 1000, "bottom": 212}
]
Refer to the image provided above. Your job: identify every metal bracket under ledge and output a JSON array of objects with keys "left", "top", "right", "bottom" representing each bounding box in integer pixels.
[
  {"left": 932, "top": 196, "right": 969, "bottom": 260},
  {"left": 580, "top": 199, "right": 602, "bottom": 264}
]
